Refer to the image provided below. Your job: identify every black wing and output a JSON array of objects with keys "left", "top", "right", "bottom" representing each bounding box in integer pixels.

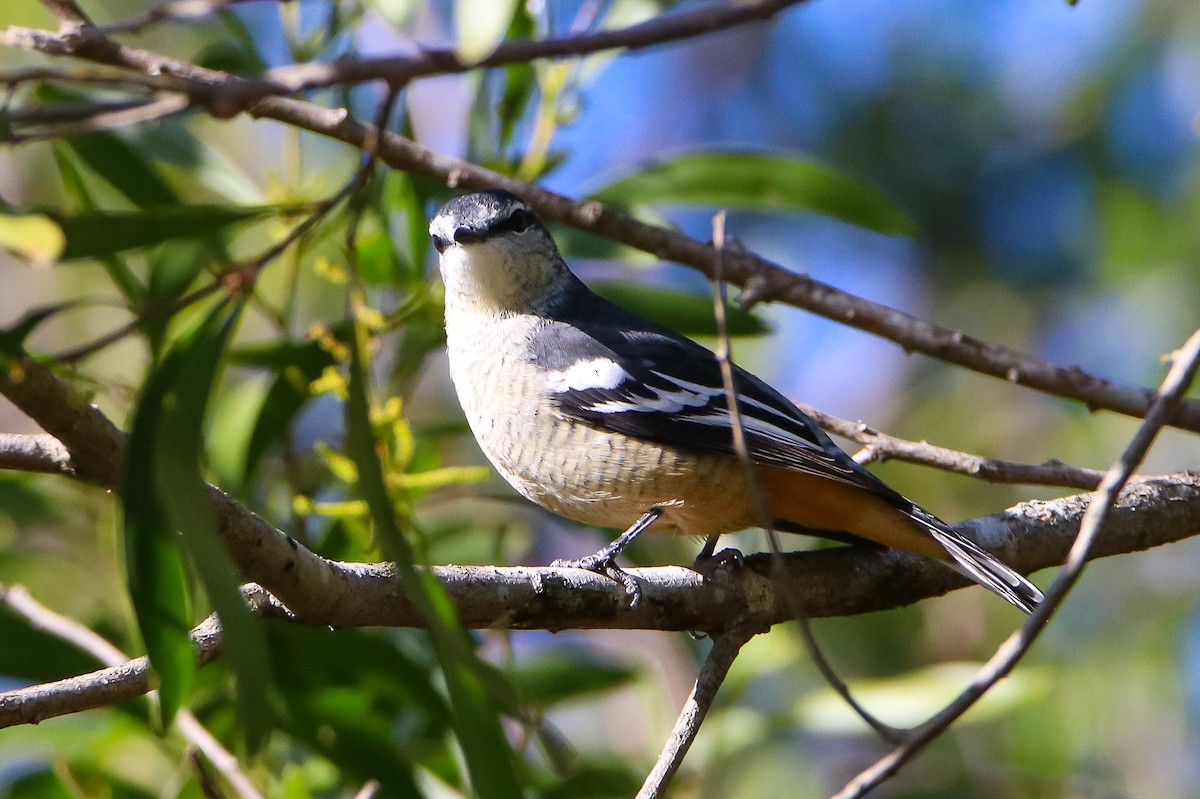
[{"left": 532, "top": 282, "right": 890, "bottom": 494}]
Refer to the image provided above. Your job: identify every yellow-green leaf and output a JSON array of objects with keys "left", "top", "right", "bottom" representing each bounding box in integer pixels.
[
  {"left": 454, "top": 0, "right": 518, "bottom": 64},
  {"left": 0, "top": 213, "right": 66, "bottom": 268}
]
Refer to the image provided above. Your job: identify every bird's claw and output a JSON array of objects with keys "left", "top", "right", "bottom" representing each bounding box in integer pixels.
[
  {"left": 692, "top": 546, "right": 744, "bottom": 576},
  {"left": 550, "top": 555, "right": 642, "bottom": 609}
]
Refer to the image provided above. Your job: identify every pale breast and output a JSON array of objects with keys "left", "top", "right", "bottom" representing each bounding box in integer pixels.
[{"left": 445, "top": 313, "right": 759, "bottom": 537}]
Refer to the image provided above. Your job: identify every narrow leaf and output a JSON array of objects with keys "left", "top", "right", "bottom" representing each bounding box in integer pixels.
[
  {"left": 52, "top": 145, "right": 145, "bottom": 304},
  {"left": 55, "top": 205, "right": 279, "bottom": 260},
  {"left": 344, "top": 304, "right": 523, "bottom": 798},
  {"left": 64, "top": 132, "right": 180, "bottom": 208},
  {"left": 591, "top": 151, "right": 916, "bottom": 237},
  {"left": 123, "top": 297, "right": 271, "bottom": 744},
  {"left": 123, "top": 370, "right": 197, "bottom": 727},
  {"left": 592, "top": 282, "right": 769, "bottom": 337},
  {"left": 154, "top": 298, "right": 272, "bottom": 751}
]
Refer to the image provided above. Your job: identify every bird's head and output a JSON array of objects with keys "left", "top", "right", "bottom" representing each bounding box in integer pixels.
[{"left": 430, "top": 190, "right": 570, "bottom": 313}]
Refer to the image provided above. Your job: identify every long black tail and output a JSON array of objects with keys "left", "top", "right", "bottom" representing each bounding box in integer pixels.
[{"left": 911, "top": 507, "right": 1043, "bottom": 614}]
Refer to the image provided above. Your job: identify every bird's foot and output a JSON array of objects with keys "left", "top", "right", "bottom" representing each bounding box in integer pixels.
[
  {"left": 692, "top": 546, "right": 744, "bottom": 576},
  {"left": 551, "top": 553, "right": 642, "bottom": 609}
]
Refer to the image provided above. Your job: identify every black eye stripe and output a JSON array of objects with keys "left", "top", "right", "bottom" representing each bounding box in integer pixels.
[{"left": 431, "top": 206, "right": 536, "bottom": 250}]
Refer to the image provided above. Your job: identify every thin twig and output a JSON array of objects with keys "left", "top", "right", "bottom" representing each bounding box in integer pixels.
[
  {"left": 1, "top": 584, "right": 126, "bottom": 664},
  {"left": 3, "top": 0, "right": 805, "bottom": 117},
  {"left": 3, "top": 98, "right": 156, "bottom": 125},
  {"left": 253, "top": 101, "right": 1200, "bottom": 434},
  {"left": 5, "top": 93, "right": 189, "bottom": 143},
  {"left": 629, "top": 213, "right": 769, "bottom": 797},
  {"left": 40, "top": 0, "right": 92, "bottom": 30},
  {"left": 801, "top": 404, "right": 1107, "bottom": 490},
  {"left": 832, "top": 326, "right": 1200, "bottom": 799},
  {"left": 711, "top": 213, "right": 903, "bottom": 744},
  {"left": 50, "top": 184, "right": 357, "bottom": 364},
  {"left": 93, "top": 0, "right": 267, "bottom": 37},
  {"left": 3, "top": 342, "right": 1199, "bottom": 632},
  {"left": 795, "top": 615, "right": 907, "bottom": 743},
  {"left": 636, "top": 630, "right": 753, "bottom": 799}
]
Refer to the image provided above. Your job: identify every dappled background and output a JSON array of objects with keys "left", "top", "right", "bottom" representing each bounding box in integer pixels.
[{"left": 1, "top": 0, "right": 1199, "bottom": 796}]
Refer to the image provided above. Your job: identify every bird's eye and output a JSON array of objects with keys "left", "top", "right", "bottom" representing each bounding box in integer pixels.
[
  {"left": 432, "top": 234, "right": 450, "bottom": 253},
  {"left": 504, "top": 209, "right": 532, "bottom": 234}
]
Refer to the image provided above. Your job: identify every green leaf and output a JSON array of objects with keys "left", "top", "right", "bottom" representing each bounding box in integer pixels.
[
  {"left": 64, "top": 132, "right": 180, "bottom": 208},
  {"left": 593, "top": 282, "right": 768, "bottom": 337},
  {"left": 240, "top": 342, "right": 337, "bottom": 483},
  {"left": 269, "top": 625, "right": 439, "bottom": 793},
  {"left": 0, "top": 212, "right": 65, "bottom": 267},
  {"left": 0, "top": 301, "right": 86, "bottom": 349},
  {"left": 52, "top": 145, "right": 145, "bottom": 304},
  {"left": 123, "top": 298, "right": 272, "bottom": 746},
  {"left": 590, "top": 151, "right": 916, "bottom": 237},
  {"left": 123, "top": 404, "right": 196, "bottom": 727},
  {"left": 54, "top": 205, "right": 279, "bottom": 261},
  {"left": 511, "top": 651, "right": 640, "bottom": 708},
  {"left": 344, "top": 303, "right": 524, "bottom": 798}
]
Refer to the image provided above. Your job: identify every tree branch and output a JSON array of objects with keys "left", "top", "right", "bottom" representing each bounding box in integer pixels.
[
  {"left": 5, "top": 19, "right": 1200, "bottom": 432},
  {"left": 0, "top": 583, "right": 264, "bottom": 799},
  {"left": 636, "top": 630, "right": 754, "bottom": 799},
  {"left": 800, "top": 404, "right": 1108, "bottom": 490},
  {"left": 39, "top": 0, "right": 92, "bottom": 31},
  {"left": 0, "top": 433, "right": 77, "bottom": 476},
  {"left": 0, "top": 610, "right": 222, "bottom": 727},
  {"left": 5, "top": 0, "right": 807, "bottom": 117},
  {"left": 2, "top": 340, "right": 1198, "bottom": 631},
  {"left": 333, "top": 125, "right": 1200, "bottom": 435},
  {"left": 1, "top": 471, "right": 1197, "bottom": 731}
]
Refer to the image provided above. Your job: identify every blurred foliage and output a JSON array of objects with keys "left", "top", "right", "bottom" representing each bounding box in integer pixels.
[{"left": 1, "top": 0, "right": 1199, "bottom": 797}]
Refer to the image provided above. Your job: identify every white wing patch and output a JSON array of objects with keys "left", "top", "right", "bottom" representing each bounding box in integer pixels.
[
  {"left": 546, "top": 358, "right": 631, "bottom": 393},
  {"left": 583, "top": 374, "right": 717, "bottom": 415}
]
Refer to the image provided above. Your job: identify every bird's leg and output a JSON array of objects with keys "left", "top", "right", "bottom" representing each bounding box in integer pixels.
[
  {"left": 692, "top": 533, "right": 744, "bottom": 574},
  {"left": 551, "top": 508, "right": 664, "bottom": 608},
  {"left": 695, "top": 533, "right": 720, "bottom": 562}
]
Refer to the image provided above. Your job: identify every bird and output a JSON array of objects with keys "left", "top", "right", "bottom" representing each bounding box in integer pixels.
[{"left": 429, "top": 189, "right": 1043, "bottom": 613}]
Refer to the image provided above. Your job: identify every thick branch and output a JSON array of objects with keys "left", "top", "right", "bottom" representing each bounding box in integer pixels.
[
  {"left": 1, "top": 472, "right": 1197, "bottom": 731},
  {"left": 2, "top": 348, "right": 1198, "bottom": 631},
  {"left": 0, "top": 433, "right": 77, "bottom": 476}
]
